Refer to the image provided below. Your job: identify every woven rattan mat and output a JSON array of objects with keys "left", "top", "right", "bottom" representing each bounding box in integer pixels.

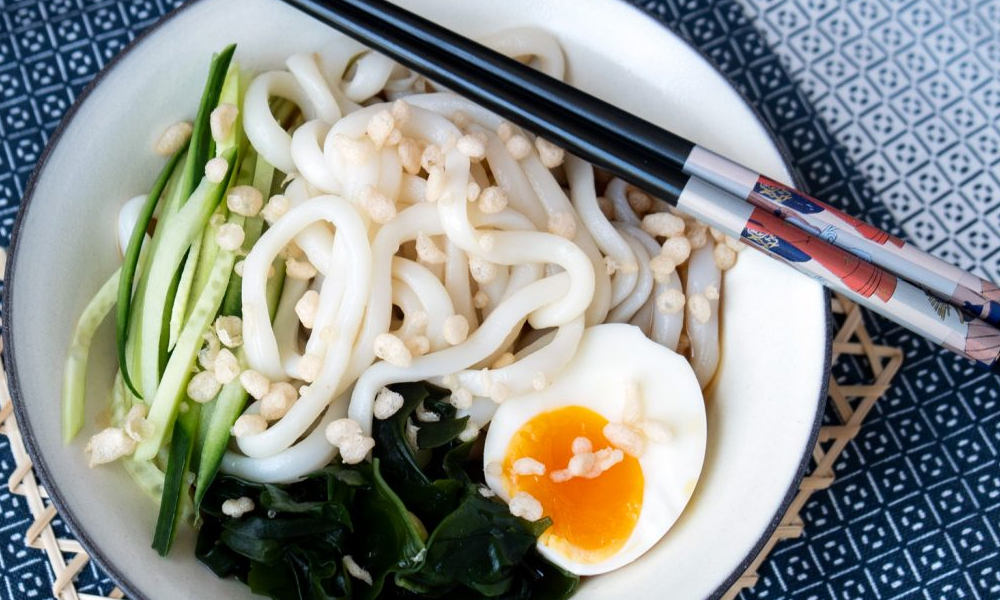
[{"left": 0, "top": 263, "right": 901, "bottom": 600}]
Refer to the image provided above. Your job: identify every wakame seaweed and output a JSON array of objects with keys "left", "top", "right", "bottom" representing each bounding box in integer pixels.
[{"left": 196, "top": 382, "right": 578, "bottom": 600}]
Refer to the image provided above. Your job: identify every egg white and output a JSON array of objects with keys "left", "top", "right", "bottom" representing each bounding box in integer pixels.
[{"left": 483, "top": 323, "right": 707, "bottom": 575}]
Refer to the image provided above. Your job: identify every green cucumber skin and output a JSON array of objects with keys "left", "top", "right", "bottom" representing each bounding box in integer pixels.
[
  {"left": 177, "top": 45, "right": 237, "bottom": 204},
  {"left": 152, "top": 402, "right": 200, "bottom": 557},
  {"left": 193, "top": 371, "right": 249, "bottom": 511}
]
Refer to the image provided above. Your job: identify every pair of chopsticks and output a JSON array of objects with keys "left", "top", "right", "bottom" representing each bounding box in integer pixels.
[{"left": 280, "top": 0, "right": 1000, "bottom": 372}]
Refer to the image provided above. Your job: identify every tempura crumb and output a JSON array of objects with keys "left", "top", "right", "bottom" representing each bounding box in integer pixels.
[
  {"left": 457, "top": 134, "right": 486, "bottom": 160},
  {"left": 239, "top": 369, "right": 271, "bottom": 400},
  {"left": 215, "top": 316, "right": 243, "bottom": 348},
  {"left": 216, "top": 223, "right": 245, "bottom": 251},
  {"left": 187, "top": 371, "right": 221, "bottom": 403},
  {"left": 374, "top": 388, "right": 405, "bottom": 420},
  {"left": 361, "top": 185, "right": 397, "bottom": 224},
  {"left": 261, "top": 382, "right": 297, "bottom": 421},
  {"left": 656, "top": 289, "right": 686, "bottom": 315},
  {"left": 213, "top": 348, "right": 240, "bottom": 384},
  {"left": 547, "top": 212, "right": 576, "bottom": 239},
  {"left": 154, "top": 121, "right": 192, "bottom": 156},
  {"left": 469, "top": 255, "right": 498, "bottom": 283},
  {"left": 366, "top": 109, "right": 395, "bottom": 149},
  {"left": 86, "top": 427, "right": 136, "bottom": 467},
  {"left": 508, "top": 491, "right": 543, "bottom": 521},
  {"left": 232, "top": 414, "right": 267, "bottom": 438},
  {"left": 535, "top": 137, "right": 565, "bottom": 168},
  {"left": 688, "top": 293, "right": 711, "bottom": 324},
  {"left": 478, "top": 186, "right": 508, "bottom": 214},
  {"left": 286, "top": 256, "right": 318, "bottom": 280},
  {"left": 373, "top": 333, "right": 413, "bottom": 367},
  {"left": 512, "top": 457, "right": 546, "bottom": 476},
  {"left": 343, "top": 556, "right": 373, "bottom": 586},
  {"left": 295, "top": 290, "right": 320, "bottom": 329},
  {"left": 603, "top": 422, "right": 645, "bottom": 457},
  {"left": 210, "top": 103, "right": 239, "bottom": 143},
  {"left": 221, "top": 496, "right": 255, "bottom": 519},
  {"left": 443, "top": 314, "right": 470, "bottom": 346},
  {"left": 204, "top": 157, "right": 229, "bottom": 184},
  {"left": 416, "top": 232, "right": 447, "bottom": 264},
  {"left": 298, "top": 353, "right": 322, "bottom": 383},
  {"left": 504, "top": 133, "right": 532, "bottom": 160},
  {"left": 261, "top": 194, "right": 289, "bottom": 224},
  {"left": 713, "top": 243, "right": 737, "bottom": 270}
]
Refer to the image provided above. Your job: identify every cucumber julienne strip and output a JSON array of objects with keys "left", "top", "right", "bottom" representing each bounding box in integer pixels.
[
  {"left": 135, "top": 212, "right": 246, "bottom": 462},
  {"left": 158, "top": 249, "right": 187, "bottom": 375},
  {"left": 124, "top": 165, "right": 185, "bottom": 397},
  {"left": 138, "top": 146, "right": 238, "bottom": 400},
  {"left": 177, "top": 44, "right": 237, "bottom": 204},
  {"left": 152, "top": 402, "right": 199, "bottom": 556},
  {"left": 193, "top": 360, "right": 249, "bottom": 511},
  {"left": 62, "top": 268, "right": 121, "bottom": 444},
  {"left": 168, "top": 235, "right": 202, "bottom": 350},
  {"left": 176, "top": 63, "right": 253, "bottom": 330},
  {"left": 214, "top": 63, "right": 242, "bottom": 155},
  {"left": 116, "top": 147, "right": 187, "bottom": 398},
  {"left": 187, "top": 207, "right": 224, "bottom": 319},
  {"left": 175, "top": 65, "right": 246, "bottom": 331},
  {"left": 220, "top": 154, "right": 273, "bottom": 316}
]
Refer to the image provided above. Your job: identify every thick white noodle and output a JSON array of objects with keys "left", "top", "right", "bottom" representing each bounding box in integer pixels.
[
  {"left": 654, "top": 270, "right": 685, "bottom": 351},
  {"left": 617, "top": 223, "right": 683, "bottom": 350},
  {"left": 566, "top": 156, "right": 638, "bottom": 308},
  {"left": 445, "top": 239, "right": 477, "bottom": 327},
  {"left": 272, "top": 277, "right": 309, "bottom": 376},
  {"left": 609, "top": 227, "right": 653, "bottom": 323},
  {"left": 301, "top": 239, "right": 349, "bottom": 363},
  {"left": 241, "top": 197, "right": 371, "bottom": 386},
  {"left": 243, "top": 71, "right": 317, "bottom": 174},
  {"left": 686, "top": 239, "right": 721, "bottom": 388},
  {"left": 221, "top": 393, "right": 347, "bottom": 483},
  {"left": 606, "top": 178, "right": 641, "bottom": 226},
  {"left": 478, "top": 28, "right": 566, "bottom": 79},
  {"left": 291, "top": 120, "right": 341, "bottom": 193},
  {"left": 117, "top": 194, "right": 148, "bottom": 256},
  {"left": 349, "top": 273, "right": 571, "bottom": 434},
  {"left": 392, "top": 257, "right": 455, "bottom": 350},
  {"left": 286, "top": 53, "right": 341, "bottom": 124},
  {"left": 341, "top": 52, "right": 395, "bottom": 102},
  {"left": 283, "top": 178, "right": 336, "bottom": 274},
  {"left": 391, "top": 281, "right": 426, "bottom": 339},
  {"left": 430, "top": 315, "right": 584, "bottom": 400},
  {"left": 477, "top": 264, "right": 511, "bottom": 319}
]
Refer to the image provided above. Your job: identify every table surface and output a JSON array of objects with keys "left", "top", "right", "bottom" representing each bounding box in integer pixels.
[{"left": 1, "top": 0, "right": 998, "bottom": 599}]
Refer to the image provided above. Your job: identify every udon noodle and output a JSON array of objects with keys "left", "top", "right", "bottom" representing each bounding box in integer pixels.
[{"left": 205, "top": 29, "right": 738, "bottom": 483}]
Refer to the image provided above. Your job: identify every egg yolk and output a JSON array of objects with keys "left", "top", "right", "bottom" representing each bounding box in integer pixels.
[{"left": 501, "top": 406, "right": 644, "bottom": 564}]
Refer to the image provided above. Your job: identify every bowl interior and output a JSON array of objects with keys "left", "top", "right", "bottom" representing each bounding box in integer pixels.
[{"left": 5, "top": 0, "right": 829, "bottom": 598}]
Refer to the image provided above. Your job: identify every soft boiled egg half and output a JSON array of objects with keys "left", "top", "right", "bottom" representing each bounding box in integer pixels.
[{"left": 482, "top": 324, "right": 708, "bottom": 576}]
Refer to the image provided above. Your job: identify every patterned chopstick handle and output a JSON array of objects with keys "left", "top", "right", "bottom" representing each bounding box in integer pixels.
[
  {"left": 683, "top": 146, "right": 1000, "bottom": 327},
  {"left": 676, "top": 177, "right": 1000, "bottom": 372}
]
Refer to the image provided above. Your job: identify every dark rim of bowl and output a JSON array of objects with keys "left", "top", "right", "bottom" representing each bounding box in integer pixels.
[{"left": 2, "top": 0, "right": 834, "bottom": 598}]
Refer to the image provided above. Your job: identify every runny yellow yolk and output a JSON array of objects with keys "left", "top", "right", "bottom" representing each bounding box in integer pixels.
[{"left": 501, "top": 406, "right": 644, "bottom": 564}]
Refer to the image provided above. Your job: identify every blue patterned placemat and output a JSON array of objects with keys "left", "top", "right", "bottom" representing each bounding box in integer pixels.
[{"left": 1, "top": 0, "right": 998, "bottom": 599}]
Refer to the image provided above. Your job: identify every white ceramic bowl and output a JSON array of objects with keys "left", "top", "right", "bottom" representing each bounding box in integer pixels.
[{"left": 4, "top": 0, "right": 831, "bottom": 598}]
